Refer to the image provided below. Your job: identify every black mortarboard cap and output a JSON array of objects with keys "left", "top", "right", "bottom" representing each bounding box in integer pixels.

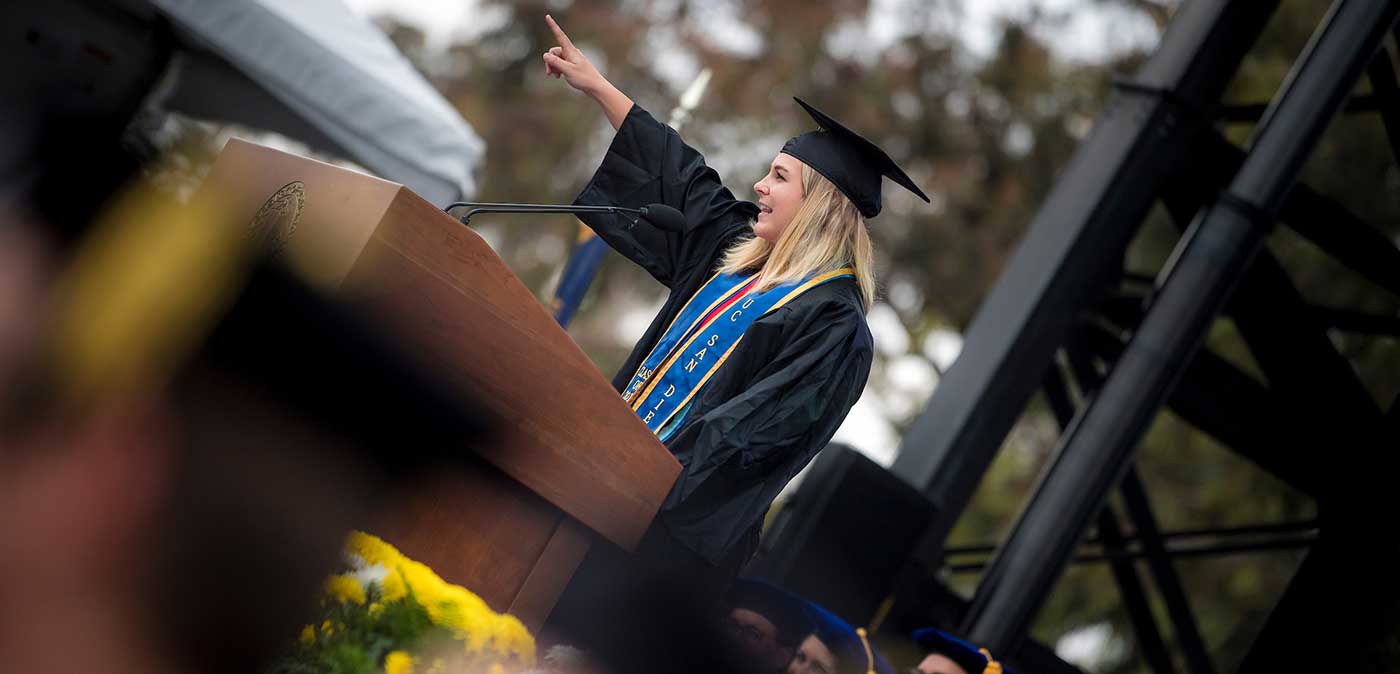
[
  {"left": 198, "top": 259, "right": 493, "bottom": 475},
  {"left": 27, "top": 142, "right": 492, "bottom": 473},
  {"left": 912, "top": 627, "right": 1009, "bottom": 674},
  {"left": 781, "top": 97, "right": 931, "bottom": 219}
]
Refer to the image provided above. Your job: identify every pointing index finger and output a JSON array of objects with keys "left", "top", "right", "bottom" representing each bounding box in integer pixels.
[{"left": 545, "top": 15, "right": 577, "bottom": 54}]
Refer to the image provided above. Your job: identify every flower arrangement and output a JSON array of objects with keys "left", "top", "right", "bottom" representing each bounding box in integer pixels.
[{"left": 274, "top": 531, "right": 536, "bottom": 674}]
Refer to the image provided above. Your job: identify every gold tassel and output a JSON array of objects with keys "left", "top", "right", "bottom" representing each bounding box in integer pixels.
[
  {"left": 978, "top": 647, "right": 1003, "bottom": 674},
  {"left": 856, "top": 628, "right": 877, "bottom": 674}
]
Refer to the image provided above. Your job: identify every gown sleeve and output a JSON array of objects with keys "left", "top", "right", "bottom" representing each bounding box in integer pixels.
[
  {"left": 662, "top": 299, "right": 874, "bottom": 507},
  {"left": 572, "top": 104, "right": 759, "bottom": 288}
]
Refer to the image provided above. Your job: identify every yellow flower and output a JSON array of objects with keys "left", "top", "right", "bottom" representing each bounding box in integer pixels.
[
  {"left": 325, "top": 574, "right": 366, "bottom": 605},
  {"left": 347, "top": 531, "right": 404, "bottom": 567},
  {"left": 379, "top": 570, "right": 408, "bottom": 602},
  {"left": 312, "top": 531, "right": 540, "bottom": 673},
  {"left": 384, "top": 650, "right": 415, "bottom": 674},
  {"left": 429, "top": 584, "right": 492, "bottom": 643},
  {"left": 493, "top": 615, "right": 536, "bottom": 665},
  {"left": 400, "top": 559, "right": 450, "bottom": 606}
]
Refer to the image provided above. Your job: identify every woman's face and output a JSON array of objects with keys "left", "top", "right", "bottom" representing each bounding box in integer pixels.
[
  {"left": 753, "top": 152, "right": 806, "bottom": 242},
  {"left": 787, "top": 634, "right": 838, "bottom": 674}
]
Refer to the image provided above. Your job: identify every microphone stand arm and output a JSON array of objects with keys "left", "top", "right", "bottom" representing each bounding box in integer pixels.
[{"left": 444, "top": 202, "right": 641, "bottom": 227}]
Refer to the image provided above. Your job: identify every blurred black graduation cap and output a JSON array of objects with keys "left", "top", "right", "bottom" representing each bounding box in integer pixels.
[
  {"left": 912, "top": 627, "right": 1009, "bottom": 674},
  {"left": 1, "top": 102, "right": 493, "bottom": 674},
  {"left": 780, "top": 97, "right": 931, "bottom": 219},
  {"left": 195, "top": 259, "right": 493, "bottom": 473},
  {"left": 4, "top": 102, "right": 491, "bottom": 475}
]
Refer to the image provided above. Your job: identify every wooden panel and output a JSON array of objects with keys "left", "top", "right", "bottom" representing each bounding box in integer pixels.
[
  {"left": 507, "top": 518, "right": 592, "bottom": 632},
  {"left": 369, "top": 455, "right": 560, "bottom": 613},
  {"left": 343, "top": 196, "right": 680, "bottom": 551},
  {"left": 194, "top": 138, "right": 399, "bottom": 290}
]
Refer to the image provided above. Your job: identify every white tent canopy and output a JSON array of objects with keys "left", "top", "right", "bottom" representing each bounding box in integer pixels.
[{"left": 153, "top": 0, "right": 483, "bottom": 205}]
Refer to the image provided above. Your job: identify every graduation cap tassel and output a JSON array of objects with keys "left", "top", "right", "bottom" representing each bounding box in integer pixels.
[
  {"left": 856, "top": 628, "right": 876, "bottom": 674},
  {"left": 978, "top": 648, "right": 1003, "bottom": 674}
]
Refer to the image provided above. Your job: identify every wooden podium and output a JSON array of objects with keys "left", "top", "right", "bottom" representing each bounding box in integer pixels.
[{"left": 194, "top": 139, "right": 680, "bottom": 631}]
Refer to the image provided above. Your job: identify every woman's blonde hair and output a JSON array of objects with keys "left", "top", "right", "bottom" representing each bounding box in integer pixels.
[{"left": 716, "top": 163, "right": 875, "bottom": 309}]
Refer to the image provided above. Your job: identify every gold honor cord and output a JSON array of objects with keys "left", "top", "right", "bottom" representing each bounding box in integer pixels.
[
  {"left": 639, "top": 266, "right": 855, "bottom": 435},
  {"left": 626, "top": 271, "right": 757, "bottom": 409}
]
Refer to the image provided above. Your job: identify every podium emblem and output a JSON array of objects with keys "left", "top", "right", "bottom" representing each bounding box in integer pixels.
[{"left": 249, "top": 181, "right": 306, "bottom": 254}]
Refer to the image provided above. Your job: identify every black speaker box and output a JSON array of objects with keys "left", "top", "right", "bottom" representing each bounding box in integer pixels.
[{"left": 746, "top": 443, "right": 934, "bottom": 626}]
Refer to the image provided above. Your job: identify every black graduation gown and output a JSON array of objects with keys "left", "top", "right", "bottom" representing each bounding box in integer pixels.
[{"left": 573, "top": 104, "right": 874, "bottom": 567}]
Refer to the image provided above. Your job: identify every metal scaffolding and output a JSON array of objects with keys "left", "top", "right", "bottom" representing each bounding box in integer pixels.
[{"left": 883, "top": 0, "right": 1400, "bottom": 671}]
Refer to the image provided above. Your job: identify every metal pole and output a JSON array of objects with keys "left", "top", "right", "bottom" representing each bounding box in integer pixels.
[{"left": 961, "top": 0, "right": 1400, "bottom": 654}]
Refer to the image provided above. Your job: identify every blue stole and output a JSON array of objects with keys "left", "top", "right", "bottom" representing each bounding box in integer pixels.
[{"left": 624, "top": 266, "right": 855, "bottom": 441}]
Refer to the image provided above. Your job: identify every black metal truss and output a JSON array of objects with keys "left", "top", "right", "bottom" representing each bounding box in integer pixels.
[
  {"left": 1171, "top": 130, "right": 1400, "bottom": 313},
  {"left": 956, "top": 0, "right": 1400, "bottom": 656},
  {"left": 1078, "top": 321, "right": 1318, "bottom": 496},
  {"left": 1045, "top": 365, "right": 1178, "bottom": 674},
  {"left": 1365, "top": 41, "right": 1400, "bottom": 165},
  {"left": 942, "top": 518, "right": 1321, "bottom": 563},
  {"left": 1119, "top": 470, "right": 1215, "bottom": 674},
  {"left": 1103, "top": 293, "right": 1400, "bottom": 337},
  {"left": 890, "top": 0, "right": 1284, "bottom": 576},
  {"left": 1061, "top": 330, "right": 1213, "bottom": 674},
  {"left": 1217, "top": 93, "right": 1383, "bottom": 123},
  {"left": 1159, "top": 141, "right": 1387, "bottom": 478},
  {"left": 1231, "top": 540, "right": 1327, "bottom": 674},
  {"left": 944, "top": 532, "right": 1317, "bottom": 573},
  {"left": 890, "top": 0, "right": 1400, "bottom": 669},
  {"left": 1096, "top": 506, "right": 1179, "bottom": 674}
]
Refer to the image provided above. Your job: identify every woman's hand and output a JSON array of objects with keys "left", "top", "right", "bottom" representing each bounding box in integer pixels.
[
  {"left": 542, "top": 15, "right": 605, "bottom": 95},
  {"left": 542, "top": 14, "right": 634, "bottom": 130}
]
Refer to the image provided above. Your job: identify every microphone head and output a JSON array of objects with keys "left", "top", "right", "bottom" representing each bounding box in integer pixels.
[{"left": 639, "top": 204, "right": 687, "bottom": 233}]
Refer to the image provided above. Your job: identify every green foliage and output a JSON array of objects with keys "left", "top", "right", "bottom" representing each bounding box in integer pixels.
[{"left": 271, "top": 584, "right": 453, "bottom": 674}]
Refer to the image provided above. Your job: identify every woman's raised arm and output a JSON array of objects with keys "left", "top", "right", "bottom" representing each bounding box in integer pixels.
[
  {"left": 546, "top": 14, "right": 756, "bottom": 287},
  {"left": 542, "top": 15, "right": 633, "bottom": 130}
]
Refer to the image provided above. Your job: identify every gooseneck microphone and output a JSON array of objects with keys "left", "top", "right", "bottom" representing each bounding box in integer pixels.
[{"left": 444, "top": 201, "right": 686, "bottom": 232}]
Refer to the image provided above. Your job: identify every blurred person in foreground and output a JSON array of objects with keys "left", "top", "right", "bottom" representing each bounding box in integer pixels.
[
  {"left": 540, "top": 11, "right": 931, "bottom": 657},
  {"left": 0, "top": 118, "right": 488, "bottom": 674}
]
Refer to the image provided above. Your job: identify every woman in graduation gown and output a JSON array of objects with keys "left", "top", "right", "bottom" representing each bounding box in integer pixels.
[{"left": 540, "top": 14, "right": 929, "bottom": 630}]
